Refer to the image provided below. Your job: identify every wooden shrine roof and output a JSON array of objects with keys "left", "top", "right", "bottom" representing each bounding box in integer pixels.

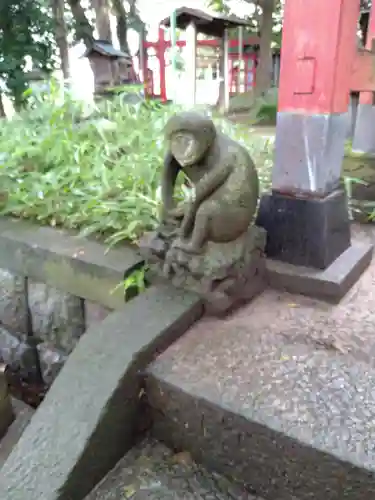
[
  {"left": 83, "top": 40, "right": 132, "bottom": 60},
  {"left": 159, "top": 7, "right": 250, "bottom": 38}
]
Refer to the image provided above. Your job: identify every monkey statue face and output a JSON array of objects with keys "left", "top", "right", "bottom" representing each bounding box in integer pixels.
[
  {"left": 164, "top": 112, "right": 217, "bottom": 168},
  {"left": 170, "top": 131, "right": 200, "bottom": 167}
]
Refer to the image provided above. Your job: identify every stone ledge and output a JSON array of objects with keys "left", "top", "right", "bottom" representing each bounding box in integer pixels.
[
  {"left": 0, "top": 284, "right": 203, "bottom": 500},
  {"left": 0, "top": 398, "right": 34, "bottom": 469},
  {"left": 266, "top": 241, "right": 373, "bottom": 302},
  {"left": 146, "top": 337, "right": 375, "bottom": 500},
  {"left": 0, "top": 218, "right": 144, "bottom": 309}
]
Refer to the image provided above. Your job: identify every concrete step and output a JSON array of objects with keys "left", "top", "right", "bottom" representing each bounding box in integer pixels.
[
  {"left": 145, "top": 307, "right": 375, "bottom": 500},
  {"left": 0, "top": 398, "right": 34, "bottom": 469},
  {"left": 85, "top": 437, "right": 262, "bottom": 499}
]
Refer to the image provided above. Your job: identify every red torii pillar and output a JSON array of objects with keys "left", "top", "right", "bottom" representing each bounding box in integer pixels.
[
  {"left": 352, "top": 5, "right": 375, "bottom": 153},
  {"left": 257, "top": 0, "right": 372, "bottom": 288}
]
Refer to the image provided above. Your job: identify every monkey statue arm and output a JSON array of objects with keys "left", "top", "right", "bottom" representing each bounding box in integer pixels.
[
  {"left": 194, "top": 162, "right": 232, "bottom": 205},
  {"left": 180, "top": 162, "right": 233, "bottom": 238},
  {"left": 161, "top": 151, "right": 180, "bottom": 221}
]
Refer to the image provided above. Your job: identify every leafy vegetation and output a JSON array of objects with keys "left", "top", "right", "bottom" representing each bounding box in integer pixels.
[{"left": 0, "top": 84, "right": 274, "bottom": 247}]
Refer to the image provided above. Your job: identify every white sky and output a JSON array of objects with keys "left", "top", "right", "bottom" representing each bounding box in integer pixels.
[{"left": 137, "top": 0, "right": 256, "bottom": 27}]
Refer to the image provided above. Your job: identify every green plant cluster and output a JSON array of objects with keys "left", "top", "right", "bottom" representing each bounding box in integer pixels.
[{"left": 0, "top": 83, "right": 274, "bottom": 246}]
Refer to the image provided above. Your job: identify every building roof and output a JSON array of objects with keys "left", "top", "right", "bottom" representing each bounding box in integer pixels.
[
  {"left": 159, "top": 7, "right": 250, "bottom": 38},
  {"left": 83, "top": 40, "right": 132, "bottom": 59}
]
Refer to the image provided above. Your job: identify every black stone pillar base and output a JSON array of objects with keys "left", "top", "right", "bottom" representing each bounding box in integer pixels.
[{"left": 256, "top": 189, "right": 351, "bottom": 270}]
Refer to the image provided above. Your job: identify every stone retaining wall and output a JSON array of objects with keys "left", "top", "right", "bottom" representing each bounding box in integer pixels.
[
  {"left": 0, "top": 270, "right": 112, "bottom": 383},
  {"left": 0, "top": 218, "right": 144, "bottom": 385}
]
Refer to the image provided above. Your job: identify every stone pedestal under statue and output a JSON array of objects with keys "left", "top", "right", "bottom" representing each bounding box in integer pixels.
[{"left": 140, "top": 224, "right": 266, "bottom": 316}]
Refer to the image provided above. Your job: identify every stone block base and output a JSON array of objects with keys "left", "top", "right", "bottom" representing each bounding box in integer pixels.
[
  {"left": 266, "top": 242, "right": 373, "bottom": 302},
  {"left": 256, "top": 189, "right": 351, "bottom": 269},
  {"left": 352, "top": 103, "right": 375, "bottom": 155},
  {"left": 140, "top": 226, "right": 267, "bottom": 316}
]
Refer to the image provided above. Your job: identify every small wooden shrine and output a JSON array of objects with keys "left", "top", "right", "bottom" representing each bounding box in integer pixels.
[{"left": 83, "top": 40, "right": 134, "bottom": 93}]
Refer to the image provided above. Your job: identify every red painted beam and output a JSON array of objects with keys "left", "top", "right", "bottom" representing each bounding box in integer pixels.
[
  {"left": 143, "top": 36, "right": 259, "bottom": 50},
  {"left": 278, "top": 0, "right": 360, "bottom": 114}
]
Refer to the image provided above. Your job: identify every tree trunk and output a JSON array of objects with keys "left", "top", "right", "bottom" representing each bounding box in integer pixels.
[
  {"left": 51, "top": 0, "right": 70, "bottom": 79},
  {"left": 66, "top": 0, "right": 94, "bottom": 49},
  {"left": 91, "top": 0, "right": 112, "bottom": 42},
  {"left": 255, "top": 0, "right": 275, "bottom": 98},
  {"left": 0, "top": 94, "right": 6, "bottom": 118},
  {"left": 112, "top": 0, "right": 130, "bottom": 53}
]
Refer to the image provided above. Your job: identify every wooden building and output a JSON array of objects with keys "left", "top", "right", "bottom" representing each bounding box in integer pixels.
[{"left": 83, "top": 40, "right": 135, "bottom": 93}]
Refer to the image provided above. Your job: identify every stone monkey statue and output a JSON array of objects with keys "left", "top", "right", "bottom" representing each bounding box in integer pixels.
[{"left": 161, "top": 111, "right": 259, "bottom": 253}]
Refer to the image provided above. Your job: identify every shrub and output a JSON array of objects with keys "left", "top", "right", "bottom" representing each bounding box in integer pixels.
[{"left": 0, "top": 83, "right": 274, "bottom": 246}]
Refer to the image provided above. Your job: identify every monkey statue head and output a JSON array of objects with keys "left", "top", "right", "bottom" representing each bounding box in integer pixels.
[{"left": 164, "top": 112, "right": 216, "bottom": 167}]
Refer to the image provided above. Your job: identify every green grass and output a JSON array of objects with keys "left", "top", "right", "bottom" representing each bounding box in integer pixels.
[{"left": 0, "top": 84, "right": 274, "bottom": 246}]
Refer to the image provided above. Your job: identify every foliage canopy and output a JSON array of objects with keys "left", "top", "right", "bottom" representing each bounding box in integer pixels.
[{"left": 0, "top": 0, "right": 55, "bottom": 106}]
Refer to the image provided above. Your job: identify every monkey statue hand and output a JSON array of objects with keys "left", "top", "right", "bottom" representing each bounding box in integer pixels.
[
  {"left": 167, "top": 201, "right": 188, "bottom": 219},
  {"left": 180, "top": 204, "right": 195, "bottom": 239}
]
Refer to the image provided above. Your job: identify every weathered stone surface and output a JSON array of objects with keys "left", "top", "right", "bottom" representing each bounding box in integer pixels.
[
  {"left": 84, "top": 301, "right": 112, "bottom": 328},
  {"left": 272, "top": 111, "right": 348, "bottom": 195},
  {"left": 352, "top": 103, "right": 375, "bottom": 155},
  {"left": 0, "top": 398, "right": 34, "bottom": 469},
  {"left": 0, "top": 269, "right": 27, "bottom": 336},
  {"left": 38, "top": 344, "right": 67, "bottom": 386},
  {"left": 266, "top": 241, "right": 373, "bottom": 302},
  {"left": 28, "top": 282, "right": 85, "bottom": 354},
  {"left": 0, "top": 325, "right": 66, "bottom": 385},
  {"left": 0, "top": 217, "right": 143, "bottom": 309},
  {"left": 0, "top": 327, "right": 38, "bottom": 379},
  {"left": 141, "top": 226, "right": 266, "bottom": 315},
  {"left": 0, "top": 284, "right": 203, "bottom": 500},
  {"left": 86, "top": 437, "right": 260, "bottom": 499},
  {"left": 146, "top": 311, "right": 375, "bottom": 499}
]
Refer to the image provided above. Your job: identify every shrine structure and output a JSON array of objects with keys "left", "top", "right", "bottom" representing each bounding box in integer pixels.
[{"left": 139, "top": 8, "right": 257, "bottom": 105}]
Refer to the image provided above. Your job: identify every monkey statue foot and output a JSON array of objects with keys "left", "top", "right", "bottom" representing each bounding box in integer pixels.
[{"left": 172, "top": 237, "right": 204, "bottom": 255}]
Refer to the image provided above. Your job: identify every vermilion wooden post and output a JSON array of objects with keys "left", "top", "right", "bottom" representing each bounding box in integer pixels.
[
  {"left": 352, "top": 4, "right": 375, "bottom": 153},
  {"left": 257, "top": 0, "right": 361, "bottom": 270},
  {"left": 158, "top": 27, "right": 167, "bottom": 102}
]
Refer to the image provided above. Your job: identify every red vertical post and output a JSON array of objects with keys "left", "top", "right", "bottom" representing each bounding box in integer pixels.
[
  {"left": 158, "top": 27, "right": 167, "bottom": 102},
  {"left": 352, "top": 5, "right": 375, "bottom": 152},
  {"left": 277, "top": 0, "right": 358, "bottom": 116},
  {"left": 257, "top": 0, "right": 361, "bottom": 270}
]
